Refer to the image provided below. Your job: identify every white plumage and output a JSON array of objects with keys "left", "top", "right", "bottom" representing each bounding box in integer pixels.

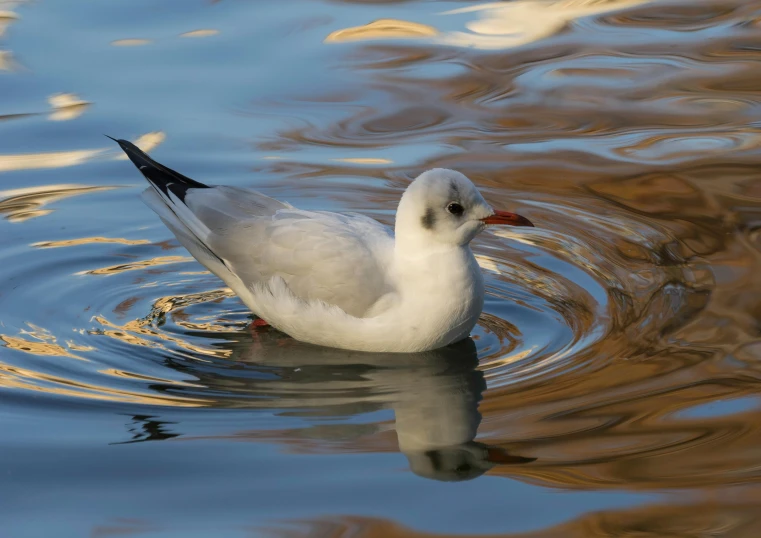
[{"left": 112, "top": 137, "right": 533, "bottom": 352}]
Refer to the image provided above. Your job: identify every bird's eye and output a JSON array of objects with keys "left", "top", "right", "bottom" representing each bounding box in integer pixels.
[{"left": 447, "top": 202, "right": 464, "bottom": 216}]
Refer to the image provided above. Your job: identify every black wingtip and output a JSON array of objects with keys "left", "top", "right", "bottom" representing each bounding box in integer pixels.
[{"left": 110, "top": 134, "right": 210, "bottom": 197}]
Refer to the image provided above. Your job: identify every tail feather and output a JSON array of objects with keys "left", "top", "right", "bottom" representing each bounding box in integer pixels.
[
  {"left": 110, "top": 135, "right": 232, "bottom": 272},
  {"left": 107, "top": 136, "right": 208, "bottom": 201}
]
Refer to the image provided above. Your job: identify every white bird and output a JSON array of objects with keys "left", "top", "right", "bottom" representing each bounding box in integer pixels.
[{"left": 110, "top": 137, "right": 534, "bottom": 353}]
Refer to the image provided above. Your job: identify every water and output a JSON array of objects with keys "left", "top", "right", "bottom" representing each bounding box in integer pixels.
[{"left": 2, "top": 0, "right": 761, "bottom": 535}]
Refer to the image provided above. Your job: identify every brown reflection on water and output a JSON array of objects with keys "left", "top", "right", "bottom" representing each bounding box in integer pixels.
[
  {"left": 264, "top": 497, "right": 761, "bottom": 537},
  {"left": 229, "top": 0, "right": 761, "bottom": 512}
]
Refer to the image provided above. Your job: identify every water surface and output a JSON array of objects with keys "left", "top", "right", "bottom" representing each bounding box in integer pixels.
[{"left": 2, "top": 0, "right": 761, "bottom": 536}]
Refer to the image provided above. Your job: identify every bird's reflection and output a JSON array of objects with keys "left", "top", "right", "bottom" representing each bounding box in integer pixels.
[
  {"left": 129, "top": 328, "right": 533, "bottom": 481},
  {"left": 114, "top": 415, "right": 180, "bottom": 445}
]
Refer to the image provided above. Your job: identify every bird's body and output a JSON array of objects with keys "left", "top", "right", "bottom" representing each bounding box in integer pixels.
[{"left": 112, "top": 138, "right": 532, "bottom": 352}]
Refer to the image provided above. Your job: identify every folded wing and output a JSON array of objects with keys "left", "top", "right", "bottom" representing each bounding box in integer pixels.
[{"left": 113, "top": 138, "right": 393, "bottom": 316}]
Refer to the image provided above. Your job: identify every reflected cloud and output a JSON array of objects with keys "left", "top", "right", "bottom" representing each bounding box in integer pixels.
[
  {"left": 111, "top": 38, "right": 152, "bottom": 47},
  {"left": 438, "top": 0, "right": 654, "bottom": 49},
  {"left": 0, "top": 184, "right": 117, "bottom": 222},
  {"left": 0, "top": 131, "right": 164, "bottom": 175},
  {"left": 322, "top": 1, "right": 652, "bottom": 48},
  {"left": 179, "top": 29, "right": 219, "bottom": 38},
  {"left": 325, "top": 19, "right": 437, "bottom": 43},
  {"left": 0, "top": 50, "right": 13, "bottom": 71},
  {"left": 47, "top": 93, "right": 90, "bottom": 121},
  {"left": 0, "top": 2, "right": 21, "bottom": 70},
  {"left": 0, "top": 8, "right": 18, "bottom": 39},
  {"left": 0, "top": 149, "right": 105, "bottom": 173}
]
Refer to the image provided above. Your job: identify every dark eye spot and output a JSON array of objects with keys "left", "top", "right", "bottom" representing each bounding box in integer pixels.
[
  {"left": 421, "top": 207, "right": 436, "bottom": 230},
  {"left": 425, "top": 451, "right": 443, "bottom": 471},
  {"left": 447, "top": 202, "right": 464, "bottom": 216}
]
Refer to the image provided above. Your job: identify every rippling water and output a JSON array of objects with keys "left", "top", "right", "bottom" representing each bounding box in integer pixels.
[{"left": 3, "top": 0, "right": 761, "bottom": 535}]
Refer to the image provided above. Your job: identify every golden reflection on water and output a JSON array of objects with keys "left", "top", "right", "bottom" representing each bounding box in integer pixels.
[
  {"left": 33, "top": 237, "right": 151, "bottom": 248},
  {"left": 0, "top": 360, "right": 204, "bottom": 406},
  {"left": 0, "top": 149, "right": 105, "bottom": 173},
  {"left": 0, "top": 9, "right": 18, "bottom": 39},
  {"left": 77, "top": 255, "right": 192, "bottom": 276},
  {"left": 438, "top": 0, "right": 654, "bottom": 49},
  {"left": 0, "top": 334, "right": 85, "bottom": 360},
  {"left": 0, "top": 131, "right": 163, "bottom": 175},
  {"left": 0, "top": 50, "right": 13, "bottom": 71},
  {"left": 0, "top": 184, "right": 117, "bottom": 222},
  {"left": 47, "top": 93, "right": 90, "bottom": 121},
  {"left": 325, "top": 19, "right": 437, "bottom": 43},
  {"left": 0, "top": 2, "right": 21, "bottom": 70},
  {"left": 323, "top": 0, "right": 654, "bottom": 49},
  {"left": 0, "top": 322, "right": 203, "bottom": 405},
  {"left": 179, "top": 29, "right": 219, "bottom": 38},
  {"left": 90, "top": 289, "right": 234, "bottom": 357},
  {"left": 111, "top": 38, "right": 152, "bottom": 47}
]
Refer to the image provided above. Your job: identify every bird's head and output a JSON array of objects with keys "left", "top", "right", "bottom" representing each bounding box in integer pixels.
[{"left": 395, "top": 169, "right": 533, "bottom": 250}]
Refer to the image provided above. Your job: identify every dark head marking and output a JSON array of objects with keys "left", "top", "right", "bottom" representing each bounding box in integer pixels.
[
  {"left": 425, "top": 450, "right": 443, "bottom": 472},
  {"left": 449, "top": 182, "right": 460, "bottom": 201},
  {"left": 421, "top": 207, "right": 436, "bottom": 230}
]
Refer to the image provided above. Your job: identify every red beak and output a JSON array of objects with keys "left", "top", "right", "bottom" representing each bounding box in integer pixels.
[{"left": 481, "top": 210, "right": 534, "bottom": 227}]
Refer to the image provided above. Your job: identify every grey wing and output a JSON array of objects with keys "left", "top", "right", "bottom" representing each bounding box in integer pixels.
[
  {"left": 128, "top": 147, "right": 394, "bottom": 317},
  {"left": 140, "top": 185, "right": 289, "bottom": 294},
  {"left": 115, "top": 138, "right": 394, "bottom": 315},
  {"left": 204, "top": 208, "right": 395, "bottom": 317}
]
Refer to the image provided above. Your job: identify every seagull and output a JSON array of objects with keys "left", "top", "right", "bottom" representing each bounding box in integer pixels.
[{"left": 110, "top": 137, "right": 534, "bottom": 353}]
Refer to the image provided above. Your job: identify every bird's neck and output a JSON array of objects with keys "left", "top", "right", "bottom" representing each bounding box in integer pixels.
[
  {"left": 387, "top": 244, "right": 485, "bottom": 348},
  {"left": 393, "top": 226, "right": 455, "bottom": 258},
  {"left": 391, "top": 242, "right": 483, "bottom": 300}
]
